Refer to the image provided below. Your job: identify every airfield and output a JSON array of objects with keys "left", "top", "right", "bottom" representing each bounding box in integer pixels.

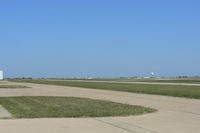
[{"left": 0, "top": 79, "right": 200, "bottom": 133}]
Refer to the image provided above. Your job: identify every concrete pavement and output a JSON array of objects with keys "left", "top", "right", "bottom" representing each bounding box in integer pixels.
[
  {"left": 0, "top": 105, "right": 11, "bottom": 118},
  {"left": 0, "top": 82, "right": 199, "bottom": 133}
]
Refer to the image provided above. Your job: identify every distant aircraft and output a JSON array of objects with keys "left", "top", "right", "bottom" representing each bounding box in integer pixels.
[{"left": 151, "top": 72, "right": 155, "bottom": 77}]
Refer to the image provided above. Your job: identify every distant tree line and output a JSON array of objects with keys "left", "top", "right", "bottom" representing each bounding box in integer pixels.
[{"left": 176, "top": 76, "right": 200, "bottom": 78}]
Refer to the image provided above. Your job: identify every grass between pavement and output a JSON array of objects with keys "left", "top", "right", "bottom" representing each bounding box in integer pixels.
[
  {"left": 10, "top": 79, "right": 200, "bottom": 99},
  {"left": 0, "top": 96, "right": 156, "bottom": 118}
]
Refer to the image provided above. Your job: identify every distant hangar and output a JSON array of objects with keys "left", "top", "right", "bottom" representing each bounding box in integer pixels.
[{"left": 0, "top": 70, "right": 3, "bottom": 80}]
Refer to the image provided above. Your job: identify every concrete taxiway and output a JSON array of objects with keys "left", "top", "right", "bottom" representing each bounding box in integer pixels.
[{"left": 0, "top": 82, "right": 199, "bottom": 133}]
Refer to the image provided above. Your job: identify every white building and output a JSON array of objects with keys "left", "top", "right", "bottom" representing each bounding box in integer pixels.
[{"left": 0, "top": 71, "right": 3, "bottom": 80}]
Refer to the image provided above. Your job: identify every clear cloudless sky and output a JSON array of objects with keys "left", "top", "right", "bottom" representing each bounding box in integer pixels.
[{"left": 0, "top": 0, "right": 200, "bottom": 78}]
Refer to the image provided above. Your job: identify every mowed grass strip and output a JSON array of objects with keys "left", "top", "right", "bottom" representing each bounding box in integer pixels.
[
  {"left": 10, "top": 79, "right": 200, "bottom": 99},
  {"left": 0, "top": 96, "right": 155, "bottom": 118},
  {"left": 39, "top": 78, "right": 200, "bottom": 84},
  {"left": 0, "top": 85, "right": 29, "bottom": 88}
]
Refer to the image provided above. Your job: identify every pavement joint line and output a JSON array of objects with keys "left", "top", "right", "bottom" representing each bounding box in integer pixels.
[
  {"left": 93, "top": 118, "right": 136, "bottom": 133},
  {"left": 172, "top": 110, "right": 200, "bottom": 117},
  {"left": 113, "top": 118, "right": 159, "bottom": 133},
  {"left": 94, "top": 118, "right": 159, "bottom": 133}
]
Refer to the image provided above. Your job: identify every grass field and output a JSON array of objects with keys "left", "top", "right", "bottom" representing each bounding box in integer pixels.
[
  {"left": 10, "top": 79, "right": 200, "bottom": 99},
  {"left": 47, "top": 78, "right": 200, "bottom": 84},
  {"left": 0, "top": 96, "right": 155, "bottom": 118},
  {"left": 0, "top": 85, "right": 29, "bottom": 88}
]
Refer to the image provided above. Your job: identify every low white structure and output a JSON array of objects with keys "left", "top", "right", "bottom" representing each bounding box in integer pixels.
[{"left": 0, "top": 71, "right": 3, "bottom": 80}]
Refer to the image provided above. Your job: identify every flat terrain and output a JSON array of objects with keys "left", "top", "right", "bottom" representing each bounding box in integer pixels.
[
  {"left": 0, "top": 96, "right": 154, "bottom": 118},
  {"left": 10, "top": 79, "right": 200, "bottom": 99},
  {"left": 0, "top": 81, "right": 199, "bottom": 133},
  {"left": 41, "top": 78, "right": 200, "bottom": 84}
]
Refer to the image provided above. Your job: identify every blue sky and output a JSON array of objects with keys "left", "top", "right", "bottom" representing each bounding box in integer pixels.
[{"left": 0, "top": 0, "right": 200, "bottom": 78}]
